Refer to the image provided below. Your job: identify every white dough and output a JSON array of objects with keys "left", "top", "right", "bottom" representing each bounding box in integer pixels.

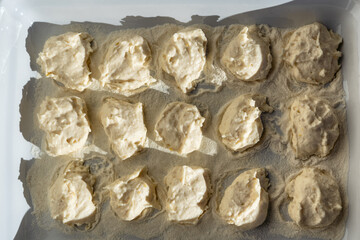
[
  {"left": 219, "top": 168, "right": 269, "bottom": 230},
  {"left": 37, "top": 32, "right": 94, "bottom": 91},
  {"left": 289, "top": 95, "right": 339, "bottom": 159},
  {"left": 99, "top": 35, "right": 156, "bottom": 95},
  {"left": 159, "top": 28, "right": 207, "bottom": 93},
  {"left": 49, "top": 161, "right": 96, "bottom": 225},
  {"left": 155, "top": 102, "right": 205, "bottom": 155},
  {"left": 100, "top": 98, "right": 147, "bottom": 160},
  {"left": 164, "top": 165, "right": 210, "bottom": 224},
  {"left": 221, "top": 26, "right": 272, "bottom": 81},
  {"left": 37, "top": 96, "right": 91, "bottom": 156},
  {"left": 106, "top": 167, "right": 159, "bottom": 221},
  {"left": 286, "top": 167, "right": 342, "bottom": 228},
  {"left": 284, "top": 22, "right": 342, "bottom": 84},
  {"left": 219, "top": 94, "right": 271, "bottom": 152}
]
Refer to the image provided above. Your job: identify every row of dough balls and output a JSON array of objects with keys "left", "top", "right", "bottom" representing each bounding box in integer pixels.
[
  {"left": 37, "top": 22, "right": 342, "bottom": 95},
  {"left": 38, "top": 93, "right": 339, "bottom": 160},
  {"left": 50, "top": 161, "right": 342, "bottom": 230}
]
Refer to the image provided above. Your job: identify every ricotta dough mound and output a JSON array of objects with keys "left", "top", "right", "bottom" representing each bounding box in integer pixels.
[
  {"left": 286, "top": 167, "right": 342, "bottom": 228},
  {"left": 37, "top": 32, "right": 94, "bottom": 92},
  {"left": 49, "top": 160, "right": 96, "bottom": 225},
  {"left": 159, "top": 28, "right": 207, "bottom": 93},
  {"left": 219, "top": 94, "right": 272, "bottom": 152},
  {"left": 164, "top": 165, "right": 210, "bottom": 224},
  {"left": 100, "top": 98, "right": 147, "bottom": 160},
  {"left": 99, "top": 35, "right": 156, "bottom": 96},
  {"left": 221, "top": 26, "right": 272, "bottom": 81},
  {"left": 284, "top": 22, "right": 342, "bottom": 85},
  {"left": 289, "top": 95, "right": 339, "bottom": 159},
  {"left": 219, "top": 168, "right": 269, "bottom": 230},
  {"left": 154, "top": 102, "right": 205, "bottom": 155},
  {"left": 37, "top": 96, "right": 91, "bottom": 156},
  {"left": 106, "top": 167, "right": 159, "bottom": 221}
]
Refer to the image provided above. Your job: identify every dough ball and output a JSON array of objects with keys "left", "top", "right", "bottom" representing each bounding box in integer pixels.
[
  {"left": 219, "top": 94, "right": 271, "bottom": 152},
  {"left": 155, "top": 102, "right": 205, "bottom": 155},
  {"left": 49, "top": 160, "right": 96, "bottom": 225},
  {"left": 286, "top": 167, "right": 342, "bottom": 228},
  {"left": 164, "top": 165, "right": 210, "bottom": 224},
  {"left": 37, "top": 96, "right": 91, "bottom": 156},
  {"left": 219, "top": 168, "right": 269, "bottom": 230},
  {"left": 106, "top": 167, "right": 159, "bottom": 221},
  {"left": 284, "top": 22, "right": 342, "bottom": 84},
  {"left": 99, "top": 35, "right": 156, "bottom": 95},
  {"left": 37, "top": 32, "right": 94, "bottom": 91},
  {"left": 289, "top": 95, "right": 339, "bottom": 159},
  {"left": 100, "top": 98, "right": 147, "bottom": 160},
  {"left": 221, "top": 26, "right": 272, "bottom": 81},
  {"left": 159, "top": 28, "right": 207, "bottom": 93}
]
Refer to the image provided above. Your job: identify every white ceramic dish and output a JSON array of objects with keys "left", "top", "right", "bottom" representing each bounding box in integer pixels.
[{"left": 0, "top": 0, "right": 359, "bottom": 239}]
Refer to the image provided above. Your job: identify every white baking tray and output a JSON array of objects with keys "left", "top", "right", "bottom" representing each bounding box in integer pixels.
[{"left": 0, "top": 0, "right": 359, "bottom": 239}]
